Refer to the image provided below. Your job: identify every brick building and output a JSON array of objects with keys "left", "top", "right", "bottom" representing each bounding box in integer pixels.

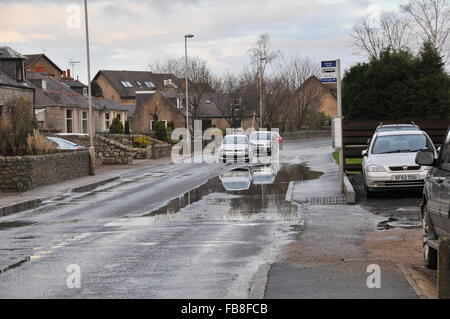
[{"left": 25, "top": 54, "right": 63, "bottom": 78}]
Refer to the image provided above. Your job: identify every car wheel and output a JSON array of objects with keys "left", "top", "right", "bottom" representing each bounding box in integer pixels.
[
  {"left": 422, "top": 204, "right": 437, "bottom": 269},
  {"left": 366, "top": 185, "right": 375, "bottom": 198}
]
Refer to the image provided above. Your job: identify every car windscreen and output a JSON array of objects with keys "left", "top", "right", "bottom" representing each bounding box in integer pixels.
[
  {"left": 250, "top": 132, "right": 272, "bottom": 141},
  {"left": 372, "top": 134, "right": 430, "bottom": 154},
  {"left": 223, "top": 136, "right": 248, "bottom": 145}
]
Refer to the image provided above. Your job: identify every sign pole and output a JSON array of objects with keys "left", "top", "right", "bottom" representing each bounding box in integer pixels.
[
  {"left": 337, "top": 59, "right": 344, "bottom": 194},
  {"left": 321, "top": 59, "right": 344, "bottom": 194}
]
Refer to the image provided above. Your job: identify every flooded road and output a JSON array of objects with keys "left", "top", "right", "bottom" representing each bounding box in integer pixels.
[{"left": 0, "top": 139, "right": 327, "bottom": 298}]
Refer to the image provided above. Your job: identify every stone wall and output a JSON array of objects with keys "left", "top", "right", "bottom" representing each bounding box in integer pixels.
[{"left": 0, "top": 151, "right": 90, "bottom": 193}]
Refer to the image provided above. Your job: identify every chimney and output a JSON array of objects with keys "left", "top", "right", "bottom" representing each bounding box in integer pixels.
[{"left": 67, "top": 69, "right": 71, "bottom": 79}]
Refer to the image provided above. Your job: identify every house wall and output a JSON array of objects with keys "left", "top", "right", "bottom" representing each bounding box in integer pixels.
[
  {"left": 133, "top": 92, "right": 185, "bottom": 133},
  {"left": 95, "top": 74, "right": 136, "bottom": 105},
  {"left": 319, "top": 91, "right": 338, "bottom": 117},
  {"left": 0, "top": 85, "right": 34, "bottom": 120},
  {"left": 27, "top": 57, "right": 63, "bottom": 78},
  {"left": 209, "top": 117, "right": 257, "bottom": 131},
  {"left": 42, "top": 106, "right": 103, "bottom": 133}
]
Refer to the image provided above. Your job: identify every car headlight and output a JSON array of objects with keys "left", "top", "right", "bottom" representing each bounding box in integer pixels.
[{"left": 367, "top": 165, "right": 386, "bottom": 173}]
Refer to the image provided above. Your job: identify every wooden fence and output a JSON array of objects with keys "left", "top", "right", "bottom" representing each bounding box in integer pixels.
[{"left": 343, "top": 120, "right": 450, "bottom": 173}]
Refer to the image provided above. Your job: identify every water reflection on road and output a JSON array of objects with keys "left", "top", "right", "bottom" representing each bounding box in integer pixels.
[{"left": 124, "top": 162, "right": 323, "bottom": 225}]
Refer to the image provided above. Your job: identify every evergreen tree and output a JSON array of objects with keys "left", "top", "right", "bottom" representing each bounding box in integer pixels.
[
  {"left": 109, "top": 116, "right": 124, "bottom": 134},
  {"left": 342, "top": 45, "right": 450, "bottom": 120}
]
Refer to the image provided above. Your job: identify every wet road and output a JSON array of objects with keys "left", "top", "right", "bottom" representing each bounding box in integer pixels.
[{"left": 0, "top": 139, "right": 328, "bottom": 298}]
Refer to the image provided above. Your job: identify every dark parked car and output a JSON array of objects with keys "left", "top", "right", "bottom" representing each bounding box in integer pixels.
[{"left": 416, "top": 127, "right": 450, "bottom": 269}]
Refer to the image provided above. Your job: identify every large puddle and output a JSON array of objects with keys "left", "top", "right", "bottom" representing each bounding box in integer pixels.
[{"left": 139, "top": 162, "right": 323, "bottom": 220}]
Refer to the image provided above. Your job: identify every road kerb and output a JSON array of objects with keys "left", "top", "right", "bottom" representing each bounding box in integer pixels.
[{"left": 248, "top": 263, "right": 272, "bottom": 299}]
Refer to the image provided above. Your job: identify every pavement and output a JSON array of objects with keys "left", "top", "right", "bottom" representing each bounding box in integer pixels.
[
  {"left": 289, "top": 141, "right": 354, "bottom": 205},
  {"left": 0, "top": 157, "right": 173, "bottom": 217},
  {"left": 0, "top": 139, "right": 430, "bottom": 299}
]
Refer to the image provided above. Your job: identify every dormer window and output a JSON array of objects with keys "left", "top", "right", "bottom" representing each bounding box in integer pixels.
[{"left": 16, "top": 61, "right": 24, "bottom": 82}]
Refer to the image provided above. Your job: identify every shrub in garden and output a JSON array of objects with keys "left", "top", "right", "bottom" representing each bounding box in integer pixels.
[
  {"left": 27, "top": 129, "right": 57, "bottom": 155},
  {"left": 0, "top": 97, "right": 35, "bottom": 156},
  {"left": 133, "top": 136, "right": 151, "bottom": 148},
  {"left": 154, "top": 121, "right": 168, "bottom": 142},
  {"left": 109, "top": 116, "right": 124, "bottom": 134}
]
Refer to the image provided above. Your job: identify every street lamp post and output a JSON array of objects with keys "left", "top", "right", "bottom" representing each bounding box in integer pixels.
[
  {"left": 83, "top": 0, "right": 95, "bottom": 175},
  {"left": 259, "top": 57, "right": 266, "bottom": 129},
  {"left": 184, "top": 34, "right": 194, "bottom": 155}
]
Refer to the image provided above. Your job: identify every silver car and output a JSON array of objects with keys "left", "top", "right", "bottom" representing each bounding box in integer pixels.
[
  {"left": 249, "top": 131, "right": 275, "bottom": 156},
  {"left": 362, "top": 130, "right": 437, "bottom": 196},
  {"left": 218, "top": 135, "right": 250, "bottom": 163},
  {"left": 46, "top": 136, "right": 86, "bottom": 151}
]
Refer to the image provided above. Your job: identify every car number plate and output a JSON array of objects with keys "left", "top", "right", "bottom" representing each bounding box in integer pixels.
[{"left": 392, "top": 175, "right": 419, "bottom": 181}]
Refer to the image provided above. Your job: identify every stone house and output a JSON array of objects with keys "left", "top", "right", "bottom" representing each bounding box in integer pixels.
[
  {"left": 196, "top": 93, "right": 257, "bottom": 130},
  {"left": 295, "top": 76, "right": 338, "bottom": 117},
  {"left": 0, "top": 47, "right": 35, "bottom": 122},
  {"left": 24, "top": 53, "right": 63, "bottom": 78},
  {"left": 92, "top": 70, "right": 185, "bottom": 105},
  {"left": 132, "top": 90, "right": 187, "bottom": 133},
  {"left": 28, "top": 72, "right": 129, "bottom": 133}
]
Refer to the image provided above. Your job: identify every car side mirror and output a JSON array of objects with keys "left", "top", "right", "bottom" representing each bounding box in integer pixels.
[
  {"left": 362, "top": 150, "right": 368, "bottom": 157},
  {"left": 415, "top": 150, "right": 435, "bottom": 167}
]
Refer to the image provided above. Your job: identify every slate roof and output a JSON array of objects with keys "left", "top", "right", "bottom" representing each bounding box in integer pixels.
[
  {"left": 94, "top": 70, "right": 184, "bottom": 98},
  {"left": 196, "top": 93, "right": 254, "bottom": 118},
  {"left": 28, "top": 72, "right": 131, "bottom": 114},
  {"left": 0, "top": 47, "right": 27, "bottom": 60}
]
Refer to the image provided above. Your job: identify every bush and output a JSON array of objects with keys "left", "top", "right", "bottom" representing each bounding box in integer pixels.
[
  {"left": 154, "top": 121, "right": 168, "bottom": 142},
  {"left": 27, "top": 129, "right": 57, "bottom": 155},
  {"left": 133, "top": 136, "right": 151, "bottom": 148},
  {"left": 124, "top": 120, "right": 130, "bottom": 134},
  {"left": 109, "top": 116, "right": 124, "bottom": 134},
  {"left": 305, "top": 111, "right": 330, "bottom": 129},
  {"left": 0, "top": 97, "right": 35, "bottom": 156}
]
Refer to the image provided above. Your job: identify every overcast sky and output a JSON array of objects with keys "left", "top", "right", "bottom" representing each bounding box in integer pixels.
[{"left": 0, "top": 0, "right": 400, "bottom": 83}]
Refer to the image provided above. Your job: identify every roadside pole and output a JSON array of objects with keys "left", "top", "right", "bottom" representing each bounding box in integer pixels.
[
  {"left": 321, "top": 59, "right": 344, "bottom": 194},
  {"left": 84, "top": 0, "right": 95, "bottom": 175},
  {"left": 337, "top": 59, "right": 344, "bottom": 194}
]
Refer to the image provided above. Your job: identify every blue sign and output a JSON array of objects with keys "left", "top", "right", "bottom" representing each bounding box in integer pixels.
[
  {"left": 321, "top": 78, "right": 337, "bottom": 83},
  {"left": 321, "top": 61, "right": 337, "bottom": 68}
]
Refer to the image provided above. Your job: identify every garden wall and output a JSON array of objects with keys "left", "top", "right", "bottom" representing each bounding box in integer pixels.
[{"left": 0, "top": 151, "right": 90, "bottom": 192}]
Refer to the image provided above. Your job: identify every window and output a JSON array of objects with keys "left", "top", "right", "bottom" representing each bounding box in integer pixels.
[
  {"left": 439, "top": 132, "right": 450, "bottom": 171},
  {"left": 66, "top": 110, "right": 73, "bottom": 133},
  {"left": 105, "top": 113, "right": 111, "bottom": 130},
  {"left": 82, "top": 111, "right": 88, "bottom": 133},
  {"left": 371, "top": 134, "right": 430, "bottom": 155},
  {"left": 144, "top": 81, "right": 155, "bottom": 88},
  {"left": 120, "top": 81, "right": 133, "bottom": 88},
  {"left": 16, "top": 61, "right": 24, "bottom": 82},
  {"left": 136, "top": 81, "right": 142, "bottom": 86},
  {"left": 116, "top": 113, "right": 121, "bottom": 121},
  {"left": 82, "top": 87, "right": 88, "bottom": 96}
]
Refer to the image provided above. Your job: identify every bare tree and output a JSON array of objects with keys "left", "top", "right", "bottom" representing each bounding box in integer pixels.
[
  {"left": 352, "top": 11, "right": 412, "bottom": 59},
  {"left": 278, "top": 56, "right": 321, "bottom": 92},
  {"left": 213, "top": 74, "right": 248, "bottom": 128},
  {"left": 286, "top": 78, "right": 324, "bottom": 131},
  {"left": 401, "top": 0, "right": 450, "bottom": 58},
  {"left": 149, "top": 56, "right": 215, "bottom": 127}
]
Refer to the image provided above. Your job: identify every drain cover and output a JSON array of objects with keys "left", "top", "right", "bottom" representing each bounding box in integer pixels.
[{"left": 297, "top": 195, "right": 347, "bottom": 205}]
